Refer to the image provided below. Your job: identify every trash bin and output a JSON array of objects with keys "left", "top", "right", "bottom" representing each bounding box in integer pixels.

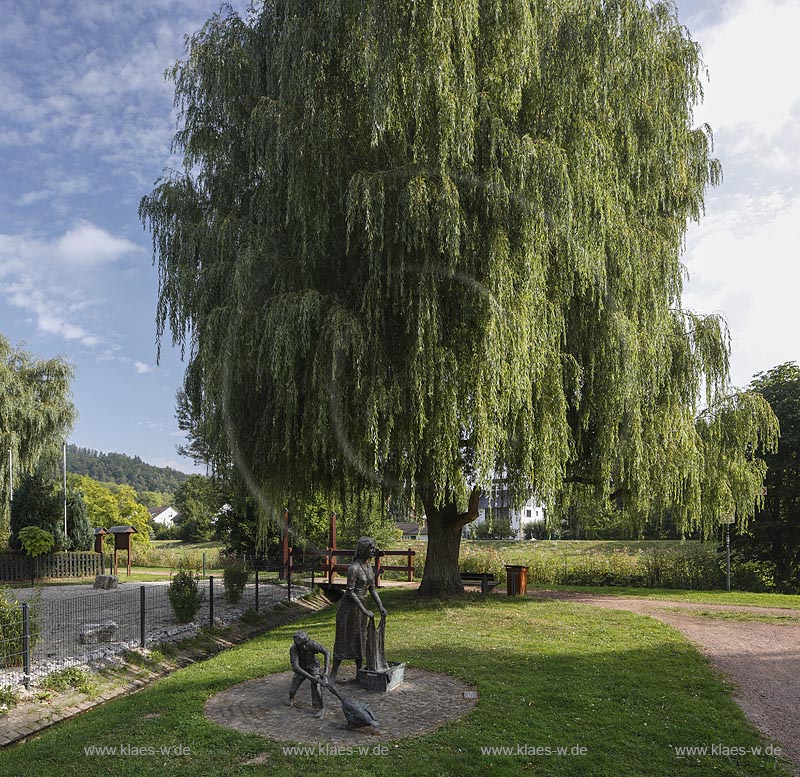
[{"left": 505, "top": 565, "right": 529, "bottom": 596}]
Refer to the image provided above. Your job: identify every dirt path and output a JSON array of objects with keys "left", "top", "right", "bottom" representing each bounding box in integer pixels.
[{"left": 529, "top": 590, "right": 800, "bottom": 773}]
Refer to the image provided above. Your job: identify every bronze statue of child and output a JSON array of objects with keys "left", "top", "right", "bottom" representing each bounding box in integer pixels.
[{"left": 288, "top": 630, "right": 330, "bottom": 718}]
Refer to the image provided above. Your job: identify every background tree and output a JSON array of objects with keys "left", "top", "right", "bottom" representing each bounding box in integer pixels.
[
  {"left": 137, "top": 490, "right": 175, "bottom": 509},
  {"left": 173, "top": 474, "right": 221, "bottom": 542},
  {"left": 66, "top": 489, "right": 94, "bottom": 551},
  {"left": 69, "top": 475, "right": 151, "bottom": 545},
  {"left": 141, "top": 0, "right": 776, "bottom": 596},
  {"left": 0, "top": 335, "right": 75, "bottom": 545},
  {"left": 9, "top": 472, "right": 66, "bottom": 551},
  {"left": 729, "top": 364, "right": 800, "bottom": 592}
]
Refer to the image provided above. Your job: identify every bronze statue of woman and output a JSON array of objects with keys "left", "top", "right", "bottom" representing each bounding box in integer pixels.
[{"left": 329, "top": 536, "right": 387, "bottom": 683}]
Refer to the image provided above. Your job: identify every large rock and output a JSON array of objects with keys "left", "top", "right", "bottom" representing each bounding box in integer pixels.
[
  {"left": 79, "top": 621, "right": 119, "bottom": 645},
  {"left": 93, "top": 574, "right": 118, "bottom": 590}
]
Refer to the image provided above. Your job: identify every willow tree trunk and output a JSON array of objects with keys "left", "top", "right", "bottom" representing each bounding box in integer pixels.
[{"left": 417, "top": 489, "right": 480, "bottom": 597}]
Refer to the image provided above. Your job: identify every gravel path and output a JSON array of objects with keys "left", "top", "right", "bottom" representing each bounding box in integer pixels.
[{"left": 529, "top": 589, "right": 800, "bottom": 774}]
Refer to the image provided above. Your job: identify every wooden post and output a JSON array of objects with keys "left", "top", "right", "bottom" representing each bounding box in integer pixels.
[
  {"left": 408, "top": 547, "right": 413, "bottom": 582},
  {"left": 375, "top": 551, "right": 382, "bottom": 587}
]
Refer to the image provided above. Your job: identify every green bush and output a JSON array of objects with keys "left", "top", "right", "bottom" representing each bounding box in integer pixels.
[
  {"left": 523, "top": 522, "right": 549, "bottom": 540},
  {"left": 18, "top": 526, "right": 55, "bottom": 557},
  {"left": 222, "top": 558, "right": 249, "bottom": 604},
  {"left": 0, "top": 588, "right": 40, "bottom": 668},
  {"left": 472, "top": 514, "right": 515, "bottom": 540},
  {"left": 729, "top": 560, "right": 775, "bottom": 593},
  {"left": 167, "top": 566, "right": 204, "bottom": 623}
]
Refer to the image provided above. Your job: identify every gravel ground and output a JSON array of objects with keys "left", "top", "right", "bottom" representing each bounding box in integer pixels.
[{"left": 529, "top": 589, "right": 800, "bottom": 775}]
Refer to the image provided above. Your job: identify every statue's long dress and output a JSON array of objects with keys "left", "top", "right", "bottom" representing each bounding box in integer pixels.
[
  {"left": 365, "top": 616, "right": 389, "bottom": 671},
  {"left": 333, "top": 561, "right": 374, "bottom": 661}
]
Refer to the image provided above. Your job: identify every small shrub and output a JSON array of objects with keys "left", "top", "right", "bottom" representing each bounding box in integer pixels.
[
  {"left": 167, "top": 566, "right": 204, "bottom": 623},
  {"left": 18, "top": 526, "right": 55, "bottom": 557},
  {"left": 523, "top": 521, "right": 549, "bottom": 540},
  {"left": 222, "top": 558, "right": 249, "bottom": 603}
]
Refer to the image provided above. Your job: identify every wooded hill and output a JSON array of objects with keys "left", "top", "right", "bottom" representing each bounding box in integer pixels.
[{"left": 66, "top": 445, "right": 189, "bottom": 494}]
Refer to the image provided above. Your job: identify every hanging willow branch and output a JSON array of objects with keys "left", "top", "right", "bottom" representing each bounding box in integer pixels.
[{"left": 141, "top": 1, "right": 777, "bottom": 590}]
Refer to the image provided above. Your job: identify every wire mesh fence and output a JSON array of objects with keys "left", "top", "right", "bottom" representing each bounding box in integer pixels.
[{"left": 0, "top": 558, "right": 316, "bottom": 692}]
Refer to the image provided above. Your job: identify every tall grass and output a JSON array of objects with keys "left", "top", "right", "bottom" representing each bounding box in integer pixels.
[
  {"left": 132, "top": 545, "right": 223, "bottom": 570},
  {"left": 524, "top": 546, "right": 725, "bottom": 590}
]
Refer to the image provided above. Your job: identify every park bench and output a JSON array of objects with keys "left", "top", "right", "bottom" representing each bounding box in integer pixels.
[{"left": 460, "top": 572, "right": 499, "bottom": 594}]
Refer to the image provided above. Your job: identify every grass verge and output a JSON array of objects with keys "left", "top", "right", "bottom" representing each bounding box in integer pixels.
[
  {"left": 530, "top": 585, "right": 800, "bottom": 609},
  {"left": 0, "top": 589, "right": 792, "bottom": 776}
]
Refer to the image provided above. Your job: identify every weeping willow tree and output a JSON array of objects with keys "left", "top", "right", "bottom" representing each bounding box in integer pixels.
[
  {"left": 141, "top": 0, "right": 777, "bottom": 596},
  {"left": 0, "top": 335, "right": 77, "bottom": 545}
]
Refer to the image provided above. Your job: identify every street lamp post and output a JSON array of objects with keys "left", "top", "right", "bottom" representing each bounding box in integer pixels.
[{"left": 722, "top": 515, "right": 735, "bottom": 592}]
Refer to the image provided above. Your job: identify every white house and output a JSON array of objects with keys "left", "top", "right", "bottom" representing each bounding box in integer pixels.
[
  {"left": 468, "top": 481, "right": 545, "bottom": 539},
  {"left": 148, "top": 506, "right": 179, "bottom": 527}
]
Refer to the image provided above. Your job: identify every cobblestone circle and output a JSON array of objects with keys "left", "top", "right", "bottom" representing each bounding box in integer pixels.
[{"left": 205, "top": 666, "right": 478, "bottom": 744}]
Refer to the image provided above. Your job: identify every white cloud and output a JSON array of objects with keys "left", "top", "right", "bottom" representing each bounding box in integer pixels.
[
  {"left": 695, "top": 0, "right": 800, "bottom": 171},
  {"left": 134, "top": 361, "right": 155, "bottom": 374},
  {"left": 684, "top": 194, "right": 800, "bottom": 387},
  {"left": 0, "top": 222, "right": 141, "bottom": 347},
  {"left": 680, "top": 0, "right": 800, "bottom": 389},
  {"left": 55, "top": 221, "right": 140, "bottom": 266},
  {"left": 696, "top": 0, "right": 800, "bottom": 134}
]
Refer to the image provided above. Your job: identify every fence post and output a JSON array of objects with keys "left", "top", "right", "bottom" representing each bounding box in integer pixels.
[
  {"left": 408, "top": 547, "right": 414, "bottom": 582},
  {"left": 255, "top": 567, "right": 260, "bottom": 612},
  {"left": 202, "top": 552, "right": 206, "bottom": 578},
  {"left": 311, "top": 557, "right": 315, "bottom": 589},
  {"left": 140, "top": 586, "right": 146, "bottom": 647},
  {"left": 22, "top": 603, "right": 31, "bottom": 690},
  {"left": 209, "top": 576, "right": 214, "bottom": 626},
  {"left": 375, "top": 551, "right": 382, "bottom": 588}
]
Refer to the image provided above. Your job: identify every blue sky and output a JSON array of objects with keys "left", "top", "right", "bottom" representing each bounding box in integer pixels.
[{"left": 0, "top": 0, "right": 797, "bottom": 473}]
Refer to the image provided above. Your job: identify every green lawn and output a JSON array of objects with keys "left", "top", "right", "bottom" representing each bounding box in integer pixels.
[{"left": 0, "top": 590, "right": 791, "bottom": 776}]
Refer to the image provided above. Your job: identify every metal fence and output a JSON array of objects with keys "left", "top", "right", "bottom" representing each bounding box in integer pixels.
[{"left": 0, "top": 559, "right": 322, "bottom": 691}]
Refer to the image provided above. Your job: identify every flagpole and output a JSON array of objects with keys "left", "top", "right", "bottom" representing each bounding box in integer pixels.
[{"left": 63, "top": 442, "right": 68, "bottom": 540}]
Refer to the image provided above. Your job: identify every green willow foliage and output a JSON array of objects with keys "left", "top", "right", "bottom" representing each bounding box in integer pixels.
[
  {"left": 0, "top": 335, "right": 76, "bottom": 544},
  {"left": 141, "top": 1, "right": 776, "bottom": 593}
]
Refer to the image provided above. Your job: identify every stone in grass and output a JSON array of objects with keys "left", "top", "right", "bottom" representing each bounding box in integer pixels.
[
  {"left": 93, "top": 575, "right": 118, "bottom": 590},
  {"left": 79, "top": 622, "right": 118, "bottom": 644}
]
